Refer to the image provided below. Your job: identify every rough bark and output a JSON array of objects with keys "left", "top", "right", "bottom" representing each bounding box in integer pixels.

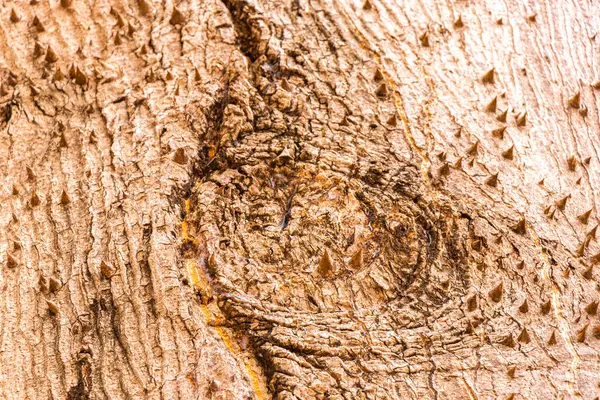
[{"left": 1, "top": 0, "right": 599, "bottom": 399}]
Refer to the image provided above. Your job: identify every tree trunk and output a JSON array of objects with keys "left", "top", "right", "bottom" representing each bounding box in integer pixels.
[{"left": 1, "top": 0, "right": 599, "bottom": 398}]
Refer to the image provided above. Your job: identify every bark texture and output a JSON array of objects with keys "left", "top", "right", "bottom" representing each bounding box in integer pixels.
[{"left": 1, "top": 0, "right": 600, "bottom": 399}]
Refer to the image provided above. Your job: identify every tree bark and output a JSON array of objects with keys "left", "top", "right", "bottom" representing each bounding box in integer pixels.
[{"left": 1, "top": 0, "right": 599, "bottom": 398}]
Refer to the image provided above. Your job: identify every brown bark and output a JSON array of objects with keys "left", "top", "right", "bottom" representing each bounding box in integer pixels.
[{"left": 1, "top": 0, "right": 599, "bottom": 399}]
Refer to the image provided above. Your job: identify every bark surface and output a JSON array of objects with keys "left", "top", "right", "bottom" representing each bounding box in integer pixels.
[{"left": 1, "top": 0, "right": 600, "bottom": 399}]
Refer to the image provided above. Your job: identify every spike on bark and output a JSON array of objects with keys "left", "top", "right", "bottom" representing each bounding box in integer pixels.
[
  {"left": 486, "top": 96, "right": 497, "bottom": 112},
  {"left": 576, "top": 237, "right": 590, "bottom": 256},
  {"left": 61, "top": 0, "right": 72, "bottom": 7},
  {"left": 33, "top": 42, "right": 43, "bottom": 58},
  {"left": 567, "top": 156, "right": 577, "bottom": 171},
  {"left": 10, "top": 9, "right": 20, "bottom": 23},
  {"left": 30, "top": 191, "right": 40, "bottom": 207},
  {"left": 170, "top": 8, "right": 185, "bottom": 25},
  {"left": 568, "top": 91, "right": 580, "bottom": 108},
  {"left": 502, "top": 145, "right": 514, "bottom": 160},
  {"left": 496, "top": 108, "right": 508, "bottom": 122},
  {"left": 519, "top": 299, "right": 529, "bottom": 313},
  {"left": 482, "top": 68, "right": 495, "bottom": 84},
  {"left": 7, "top": 254, "right": 18, "bottom": 268},
  {"left": 517, "top": 328, "right": 530, "bottom": 344},
  {"left": 114, "top": 32, "right": 122, "bottom": 46},
  {"left": 578, "top": 209, "right": 592, "bottom": 224},
  {"left": 59, "top": 133, "right": 68, "bottom": 148},
  {"left": 467, "top": 141, "right": 479, "bottom": 156},
  {"left": 500, "top": 333, "right": 515, "bottom": 347},
  {"left": 512, "top": 218, "right": 527, "bottom": 235},
  {"left": 45, "top": 47, "right": 58, "bottom": 63},
  {"left": 419, "top": 32, "right": 429, "bottom": 47},
  {"left": 579, "top": 106, "right": 588, "bottom": 117},
  {"left": 27, "top": 167, "right": 35, "bottom": 180},
  {"left": 439, "top": 163, "right": 450, "bottom": 176},
  {"left": 585, "top": 301, "right": 598, "bottom": 316},
  {"left": 454, "top": 15, "right": 464, "bottom": 28},
  {"left": 100, "top": 260, "right": 115, "bottom": 278},
  {"left": 592, "top": 325, "right": 600, "bottom": 339},
  {"left": 541, "top": 300, "right": 551, "bottom": 314},
  {"left": 54, "top": 69, "right": 65, "bottom": 82},
  {"left": 374, "top": 69, "right": 384, "bottom": 81},
  {"left": 489, "top": 283, "right": 503, "bottom": 302},
  {"left": 46, "top": 299, "right": 59, "bottom": 315},
  {"left": 528, "top": 13, "right": 537, "bottom": 22},
  {"left": 492, "top": 126, "right": 506, "bottom": 139},
  {"left": 556, "top": 195, "right": 570, "bottom": 211},
  {"left": 48, "top": 277, "right": 60, "bottom": 293},
  {"left": 485, "top": 173, "right": 498, "bottom": 187},
  {"left": 583, "top": 265, "right": 594, "bottom": 280},
  {"left": 576, "top": 323, "right": 589, "bottom": 343},
  {"left": 318, "top": 249, "right": 334, "bottom": 278},
  {"left": 375, "top": 83, "right": 387, "bottom": 98},
  {"left": 349, "top": 248, "right": 363, "bottom": 270},
  {"left": 387, "top": 114, "right": 397, "bottom": 126},
  {"left": 548, "top": 331, "right": 557, "bottom": 345},
  {"left": 173, "top": 148, "right": 187, "bottom": 164},
  {"left": 507, "top": 365, "right": 516, "bottom": 379},
  {"left": 588, "top": 225, "right": 598, "bottom": 240},
  {"left": 362, "top": 0, "right": 372, "bottom": 10},
  {"left": 139, "top": 0, "right": 150, "bottom": 15},
  {"left": 466, "top": 295, "right": 477, "bottom": 311},
  {"left": 60, "top": 190, "right": 70, "bottom": 205}
]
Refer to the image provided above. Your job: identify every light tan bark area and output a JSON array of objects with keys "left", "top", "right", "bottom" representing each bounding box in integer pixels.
[{"left": 1, "top": 0, "right": 600, "bottom": 398}]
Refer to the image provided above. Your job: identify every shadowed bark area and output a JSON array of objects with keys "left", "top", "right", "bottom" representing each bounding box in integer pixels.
[{"left": 1, "top": 0, "right": 600, "bottom": 399}]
